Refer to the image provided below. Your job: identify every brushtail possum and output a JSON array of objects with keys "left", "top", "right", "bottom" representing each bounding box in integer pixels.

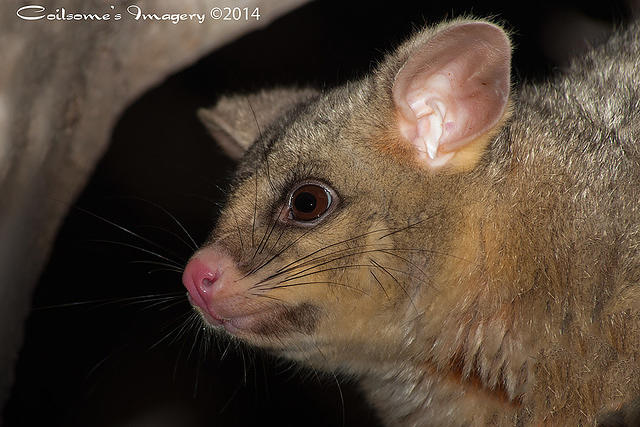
[{"left": 183, "top": 18, "right": 640, "bottom": 426}]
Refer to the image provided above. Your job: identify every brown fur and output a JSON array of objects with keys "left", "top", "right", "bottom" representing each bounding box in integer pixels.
[{"left": 196, "top": 18, "right": 640, "bottom": 426}]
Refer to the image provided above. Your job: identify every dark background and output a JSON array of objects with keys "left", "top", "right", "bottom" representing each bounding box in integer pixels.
[{"left": 3, "top": 0, "right": 633, "bottom": 426}]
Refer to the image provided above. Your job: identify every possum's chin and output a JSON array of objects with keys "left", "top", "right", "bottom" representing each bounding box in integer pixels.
[{"left": 190, "top": 297, "right": 322, "bottom": 346}]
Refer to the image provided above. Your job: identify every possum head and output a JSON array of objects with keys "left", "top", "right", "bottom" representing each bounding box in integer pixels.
[{"left": 183, "top": 20, "right": 512, "bottom": 375}]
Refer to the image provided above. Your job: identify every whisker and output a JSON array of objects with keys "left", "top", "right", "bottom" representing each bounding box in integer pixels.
[
  {"left": 119, "top": 196, "right": 199, "bottom": 250},
  {"left": 252, "top": 205, "right": 281, "bottom": 261},
  {"left": 273, "top": 215, "right": 435, "bottom": 274},
  {"left": 136, "top": 224, "right": 198, "bottom": 253},
  {"left": 279, "top": 264, "right": 379, "bottom": 284},
  {"left": 240, "top": 226, "right": 315, "bottom": 280},
  {"left": 149, "top": 311, "right": 196, "bottom": 350},
  {"left": 32, "top": 292, "right": 185, "bottom": 311},
  {"left": 266, "top": 215, "right": 427, "bottom": 277},
  {"left": 402, "top": 310, "right": 427, "bottom": 327},
  {"left": 220, "top": 339, "right": 234, "bottom": 361},
  {"left": 126, "top": 294, "right": 183, "bottom": 304},
  {"left": 75, "top": 206, "right": 188, "bottom": 264},
  {"left": 260, "top": 244, "right": 470, "bottom": 287},
  {"left": 273, "top": 248, "right": 399, "bottom": 284},
  {"left": 240, "top": 345, "right": 248, "bottom": 385},
  {"left": 259, "top": 281, "right": 370, "bottom": 296},
  {"left": 187, "top": 322, "right": 203, "bottom": 361},
  {"left": 228, "top": 204, "right": 245, "bottom": 253},
  {"left": 219, "top": 381, "right": 244, "bottom": 414},
  {"left": 331, "top": 372, "right": 346, "bottom": 427},
  {"left": 378, "top": 249, "right": 431, "bottom": 286},
  {"left": 370, "top": 271, "right": 389, "bottom": 298},
  {"left": 388, "top": 247, "right": 475, "bottom": 265},
  {"left": 91, "top": 239, "right": 184, "bottom": 266},
  {"left": 282, "top": 215, "right": 435, "bottom": 269},
  {"left": 247, "top": 97, "right": 263, "bottom": 139},
  {"left": 137, "top": 297, "right": 186, "bottom": 312},
  {"left": 172, "top": 314, "right": 202, "bottom": 381},
  {"left": 193, "top": 347, "right": 202, "bottom": 398},
  {"left": 156, "top": 299, "right": 190, "bottom": 312},
  {"left": 369, "top": 258, "right": 419, "bottom": 314},
  {"left": 376, "top": 215, "right": 433, "bottom": 240},
  {"left": 265, "top": 220, "right": 287, "bottom": 256},
  {"left": 260, "top": 356, "right": 270, "bottom": 404},
  {"left": 129, "top": 259, "right": 184, "bottom": 270},
  {"left": 250, "top": 292, "right": 288, "bottom": 304},
  {"left": 248, "top": 99, "right": 278, "bottom": 196},
  {"left": 251, "top": 166, "right": 259, "bottom": 249},
  {"left": 85, "top": 352, "right": 114, "bottom": 380},
  {"left": 273, "top": 226, "right": 396, "bottom": 275},
  {"left": 146, "top": 268, "right": 184, "bottom": 275},
  {"left": 174, "top": 312, "right": 202, "bottom": 345},
  {"left": 257, "top": 205, "right": 287, "bottom": 256}
]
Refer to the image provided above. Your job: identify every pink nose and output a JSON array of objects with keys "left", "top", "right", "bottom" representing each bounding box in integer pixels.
[
  {"left": 182, "top": 247, "right": 239, "bottom": 321},
  {"left": 182, "top": 257, "right": 220, "bottom": 312},
  {"left": 182, "top": 246, "right": 248, "bottom": 326}
]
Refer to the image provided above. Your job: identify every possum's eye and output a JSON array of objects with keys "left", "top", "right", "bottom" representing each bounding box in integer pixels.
[{"left": 284, "top": 181, "right": 335, "bottom": 224}]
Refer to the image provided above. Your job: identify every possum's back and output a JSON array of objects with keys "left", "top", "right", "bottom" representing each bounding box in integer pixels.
[
  {"left": 506, "top": 18, "right": 640, "bottom": 258},
  {"left": 494, "top": 20, "right": 640, "bottom": 423},
  {"left": 514, "top": 20, "right": 640, "bottom": 185}
]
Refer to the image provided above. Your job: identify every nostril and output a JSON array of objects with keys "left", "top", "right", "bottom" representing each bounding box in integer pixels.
[{"left": 199, "top": 270, "right": 220, "bottom": 292}]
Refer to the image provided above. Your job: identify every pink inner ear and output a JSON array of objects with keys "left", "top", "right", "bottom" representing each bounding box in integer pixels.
[{"left": 393, "top": 22, "right": 511, "bottom": 164}]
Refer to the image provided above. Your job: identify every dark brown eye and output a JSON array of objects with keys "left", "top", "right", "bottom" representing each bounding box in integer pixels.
[{"left": 289, "top": 183, "right": 333, "bottom": 222}]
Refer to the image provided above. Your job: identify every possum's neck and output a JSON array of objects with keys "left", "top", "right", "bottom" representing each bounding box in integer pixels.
[
  {"left": 359, "top": 360, "right": 526, "bottom": 426},
  {"left": 355, "top": 170, "right": 567, "bottom": 425}
]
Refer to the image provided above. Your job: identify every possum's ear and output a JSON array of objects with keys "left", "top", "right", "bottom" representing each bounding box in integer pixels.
[
  {"left": 392, "top": 21, "right": 511, "bottom": 170},
  {"left": 198, "top": 88, "right": 318, "bottom": 160}
]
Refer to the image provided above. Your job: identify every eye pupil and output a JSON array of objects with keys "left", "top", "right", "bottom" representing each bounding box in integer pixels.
[{"left": 294, "top": 192, "right": 317, "bottom": 213}]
